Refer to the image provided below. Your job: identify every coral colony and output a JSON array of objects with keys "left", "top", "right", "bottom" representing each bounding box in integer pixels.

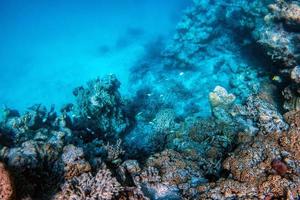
[{"left": 1, "top": 0, "right": 300, "bottom": 199}]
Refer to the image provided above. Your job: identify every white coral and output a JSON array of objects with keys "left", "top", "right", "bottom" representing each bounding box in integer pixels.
[{"left": 209, "top": 86, "right": 236, "bottom": 107}]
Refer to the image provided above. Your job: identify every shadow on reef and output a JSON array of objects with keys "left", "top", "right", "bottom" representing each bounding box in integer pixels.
[{"left": 0, "top": 0, "right": 300, "bottom": 199}]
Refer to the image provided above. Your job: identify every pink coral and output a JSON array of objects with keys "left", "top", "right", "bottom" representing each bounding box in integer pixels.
[{"left": 0, "top": 162, "right": 15, "bottom": 200}]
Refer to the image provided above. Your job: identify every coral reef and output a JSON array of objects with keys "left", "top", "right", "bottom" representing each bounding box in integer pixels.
[
  {"left": 252, "top": 0, "right": 300, "bottom": 112},
  {"left": 1, "top": 0, "right": 300, "bottom": 199},
  {"left": 199, "top": 111, "right": 300, "bottom": 199},
  {"left": 61, "top": 145, "right": 91, "bottom": 179},
  {"left": 209, "top": 86, "right": 236, "bottom": 123},
  {"left": 0, "top": 162, "right": 15, "bottom": 200},
  {"left": 103, "top": 139, "right": 124, "bottom": 165},
  {"left": 54, "top": 168, "right": 122, "bottom": 200},
  {"left": 242, "top": 95, "right": 289, "bottom": 134},
  {"left": 72, "top": 74, "right": 130, "bottom": 139}
]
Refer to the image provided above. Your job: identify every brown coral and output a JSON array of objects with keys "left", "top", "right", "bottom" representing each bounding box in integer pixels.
[
  {"left": 61, "top": 145, "right": 91, "bottom": 179},
  {"left": 284, "top": 110, "right": 300, "bottom": 127},
  {"left": 0, "top": 162, "right": 15, "bottom": 200},
  {"left": 199, "top": 111, "right": 300, "bottom": 199}
]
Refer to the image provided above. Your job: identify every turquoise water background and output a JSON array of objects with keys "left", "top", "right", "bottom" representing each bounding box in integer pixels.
[{"left": 0, "top": 0, "right": 190, "bottom": 111}]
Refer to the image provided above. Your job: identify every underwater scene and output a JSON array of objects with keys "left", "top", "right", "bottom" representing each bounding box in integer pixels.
[{"left": 0, "top": 0, "right": 300, "bottom": 199}]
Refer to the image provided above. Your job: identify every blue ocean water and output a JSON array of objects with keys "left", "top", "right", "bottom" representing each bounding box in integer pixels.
[
  {"left": 0, "top": 0, "right": 190, "bottom": 111},
  {"left": 1, "top": 1, "right": 297, "bottom": 199}
]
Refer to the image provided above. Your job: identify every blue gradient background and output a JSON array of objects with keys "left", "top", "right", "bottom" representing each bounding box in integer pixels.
[{"left": 0, "top": 0, "right": 190, "bottom": 110}]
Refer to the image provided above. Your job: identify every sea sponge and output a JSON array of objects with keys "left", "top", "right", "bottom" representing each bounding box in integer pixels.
[{"left": 0, "top": 162, "right": 15, "bottom": 200}]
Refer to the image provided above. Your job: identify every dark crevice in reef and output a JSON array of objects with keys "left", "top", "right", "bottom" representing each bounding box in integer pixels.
[{"left": 0, "top": 0, "right": 300, "bottom": 199}]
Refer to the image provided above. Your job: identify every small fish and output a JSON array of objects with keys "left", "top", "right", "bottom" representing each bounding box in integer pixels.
[
  {"left": 147, "top": 93, "right": 152, "bottom": 97},
  {"left": 86, "top": 128, "right": 95, "bottom": 134},
  {"left": 179, "top": 72, "right": 184, "bottom": 76},
  {"left": 136, "top": 111, "right": 143, "bottom": 116},
  {"left": 87, "top": 116, "right": 92, "bottom": 119},
  {"left": 272, "top": 76, "right": 282, "bottom": 83},
  {"left": 160, "top": 94, "right": 164, "bottom": 97},
  {"left": 86, "top": 128, "right": 92, "bottom": 132}
]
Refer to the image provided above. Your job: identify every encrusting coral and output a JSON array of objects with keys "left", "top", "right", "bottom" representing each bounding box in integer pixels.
[
  {"left": 198, "top": 110, "right": 300, "bottom": 199},
  {"left": 0, "top": 162, "right": 15, "bottom": 200}
]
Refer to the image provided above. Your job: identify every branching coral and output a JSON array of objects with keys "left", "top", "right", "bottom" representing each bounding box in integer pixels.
[
  {"left": 103, "top": 139, "right": 124, "bottom": 165},
  {"left": 62, "top": 145, "right": 91, "bottom": 179},
  {"left": 199, "top": 111, "right": 300, "bottom": 199}
]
